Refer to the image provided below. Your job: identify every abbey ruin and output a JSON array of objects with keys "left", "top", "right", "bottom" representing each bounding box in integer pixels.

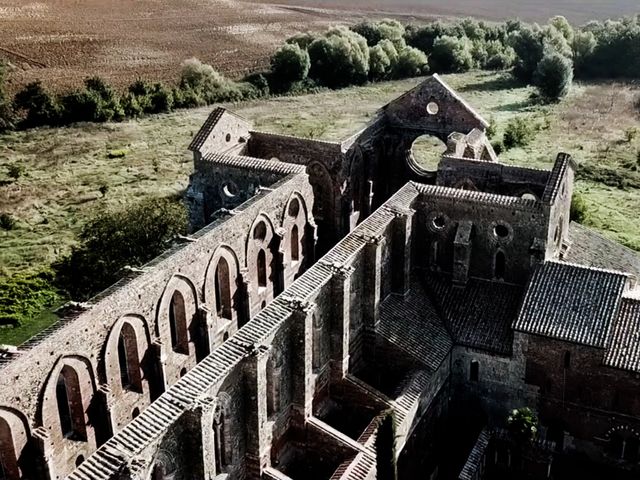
[{"left": 1, "top": 75, "right": 640, "bottom": 480}]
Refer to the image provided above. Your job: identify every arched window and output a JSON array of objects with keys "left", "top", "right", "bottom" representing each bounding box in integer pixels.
[
  {"left": 494, "top": 251, "right": 506, "bottom": 280},
  {"left": 213, "top": 406, "right": 230, "bottom": 473},
  {"left": 291, "top": 225, "right": 300, "bottom": 263},
  {"left": 169, "top": 291, "right": 189, "bottom": 354},
  {"left": 215, "top": 258, "right": 232, "bottom": 320},
  {"left": 470, "top": 360, "right": 479, "bottom": 382},
  {"left": 56, "top": 366, "right": 87, "bottom": 441},
  {"left": 0, "top": 417, "right": 19, "bottom": 480},
  {"left": 118, "top": 323, "right": 142, "bottom": 392},
  {"left": 563, "top": 351, "right": 571, "bottom": 369},
  {"left": 257, "top": 249, "right": 267, "bottom": 289}
]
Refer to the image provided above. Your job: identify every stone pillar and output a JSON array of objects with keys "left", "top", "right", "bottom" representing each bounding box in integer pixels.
[
  {"left": 363, "top": 234, "right": 385, "bottom": 331},
  {"left": 152, "top": 339, "right": 170, "bottom": 395},
  {"left": 329, "top": 264, "right": 354, "bottom": 382},
  {"left": 274, "top": 227, "right": 286, "bottom": 296},
  {"left": 240, "top": 267, "right": 254, "bottom": 322},
  {"left": 199, "top": 305, "right": 216, "bottom": 353},
  {"left": 243, "top": 345, "right": 270, "bottom": 479},
  {"left": 391, "top": 208, "right": 415, "bottom": 295},
  {"left": 304, "top": 220, "right": 318, "bottom": 268},
  {"left": 197, "top": 396, "right": 218, "bottom": 480},
  {"left": 94, "top": 384, "right": 115, "bottom": 445},
  {"left": 288, "top": 300, "right": 315, "bottom": 423},
  {"left": 31, "top": 427, "right": 53, "bottom": 480}
]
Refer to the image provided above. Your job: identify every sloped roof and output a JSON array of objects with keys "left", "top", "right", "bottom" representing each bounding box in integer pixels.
[
  {"left": 423, "top": 274, "right": 522, "bottom": 355},
  {"left": 604, "top": 297, "right": 640, "bottom": 372},
  {"left": 514, "top": 262, "right": 628, "bottom": 347},
  {"left": 188, "top": 107, "right": 250, "bottom": 152}
]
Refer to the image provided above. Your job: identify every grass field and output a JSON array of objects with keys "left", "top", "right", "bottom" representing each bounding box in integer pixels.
[{"left": 1, "top": 70, "right": 640, "bottom": 344}]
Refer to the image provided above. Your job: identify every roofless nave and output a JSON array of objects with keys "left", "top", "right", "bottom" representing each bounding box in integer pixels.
[{"left": 2, "top": 75, "right": 640, "bottom": 480}]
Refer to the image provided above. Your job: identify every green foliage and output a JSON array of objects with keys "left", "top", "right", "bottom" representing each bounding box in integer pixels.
[
  {"left": 60, "top": 76, "right": 125, "bottom": 123},
  {"left": 549, "top": 16, "right": 574, "bottom": 43},
  {"left": 431, "top": 35, "right": 474, "bottom": 73},
  {"left": 625, "top": 127, "right": 638, "bottom": 143},
  {"left": 352, "top": 19, "right": 406, "bottom": 50},
  {"left": 0, "top": 212, "right": 16, "bottom": 231},
  {"left": 369, "top": 44, "right": 393, "bottom": 81},
  {"left": 243, "top": 72, "right": 270, "bottom": 96},
  {"left": 507, "top": 407, "right": 538, "bottom": 445},
  {"left": 54, "top": 197, "right": 188, "bottom": 300},
  {"left": 7, "top": 163, "right": 24, "bottom": 181},
  {"left": 503, "top": 117, "right": 536, "bottom": 149},
  {"left": 509, "top": 27, "right": 546, "bottom": 83},
  {"left": 286, "top": 32, "right": 316, "bottom": 50},
  {"left": 270, "top": 43, "right": 311, "bottom": 91},
  {"left": 13, "top": 81, "right": 61, "bottom": 128},
  {"left": 308, "top": 27, "right": 370, "bottom": 88},
  {"left": 393, "top": 46, "right": 429, "bottom": 79},
  {"left": 571, "top": 30, "right": 597, "bottom": 74},
  {"left": 491, "top": 139, "right": 504, "bottom": 156},
  {"left": 106, "top": 149, "right": 127, "bottom": 159},
  {"left": 534, "top": 52, "right": 574, "bottom": 100},
  {"left": 0, "top": 271, "right": 60, "bottom": 329},
  {"left": 486, "top": 116, "right": 498, "bottom": 139},
  {"left": 484, "top": 40, "right": 516, "bottom": 70},
  {"left": 0, "top": 62, "right": 14, "bottom": 131},
  {"left": 570, "top": 191, "right": 589, "bottom": 223},
  {"left": 375, "top": 410, "right": 398, "bottom": 480}
]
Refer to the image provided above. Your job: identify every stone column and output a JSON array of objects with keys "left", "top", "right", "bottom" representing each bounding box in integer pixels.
[
  {"left": 31, "top": 427, "right": 53, "bottom": 480},
  {"left": 363, "top": 234, "right": 385, "bottom": 331},
  {"left": 198, "top": 305, "right": 216, "bottom": 354},
  {"left": 243, "top": 345, "right": 270, "bottom": 479},
  {"left": 240, "top": 267, "right": 254, "bottom": 323},
  {"left": 288, "top": 300, "right": 316, "bottom": 424},
  {"left": 329, "top": 264, "right": 354, "bottom": 382},
  {"left": 150, "top": 339, "right": 169, "bottom": 398},
  {"left": 197, "top": 396, "right": 218, "bottom": 480},
  {"left": 391, "top": 208, "right": 415, "bottom": 295}
]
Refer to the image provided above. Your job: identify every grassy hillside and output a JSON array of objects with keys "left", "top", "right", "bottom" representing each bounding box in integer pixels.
[{"left": 1, "top": 70, "right": 639, "bottom": 344}]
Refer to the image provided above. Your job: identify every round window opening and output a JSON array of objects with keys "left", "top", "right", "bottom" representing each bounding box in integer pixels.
[
  {"left": 427, "top": 101, "right": 439, "bottom": 115},
  {"left": 225, "top": 133, "right": 232, "bottom": 142},
  {"left": 494, "top": 224, "right": 509, "bottom": 239},
  {"left": 521, "top": 193, "right": 537, "bottom": 202},
  {"left": 222, "top": 181, "right": 239, "bottom": 198},
  {"left": 432, "top": 216, "right": 446, "bottom": 230}
]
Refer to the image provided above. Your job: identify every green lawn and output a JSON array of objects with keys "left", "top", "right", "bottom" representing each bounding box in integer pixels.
[{"left": 1, "top": 70, "right": 639, "bottom": 344}]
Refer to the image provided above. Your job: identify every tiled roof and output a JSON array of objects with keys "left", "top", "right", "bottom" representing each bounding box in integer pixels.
[
  {"left": 565, "top": 222, "right": 640, "bottom": 280},
  {"left": 424, "top": 275, "right": 521, "bottom": 355},
  {"left": 458, "top": 428, "right": 491, "bottom": 480},
  {"left": 541, "top": 153, "right": 574, "bottom": 204},
  {"left": 201, "top": 152, "right": 306, "bottom": 175},
  {"left": 188, "top": 107, "right": 226, "bottom": 152},
  {"left": 514, "top": 262, "right": 628, "bottom": 347},
  {"left": 378, "top": 278, "right": 453, "bottom": 372},
  {"left": 604, "top": 297, "right": 640, "bottom": 372}
]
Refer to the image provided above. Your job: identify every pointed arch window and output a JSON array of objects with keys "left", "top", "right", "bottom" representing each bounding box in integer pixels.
[
  {"left": 169, "top": 291, "right": 189, "bottom": 354},
  {"left": 494, "top": 251, "right": 506, "bottom": 280},
  {"left": 215, "top": 258, "right": 232, "bottom": 320},
  {"left": 56, "top": 366, "right": 87, "bottom": 441},
  {"left": 0, "top": 417, "right": 19, "bottom": 480},
  {"left": 257, "top": 249, "right": 268, "bottom": 289},
  {"left": 118, "top": 323, "right": 142, "bottom": 392},
  {"left": 291, "top": 225, "right": 300, "bottom": 263}
]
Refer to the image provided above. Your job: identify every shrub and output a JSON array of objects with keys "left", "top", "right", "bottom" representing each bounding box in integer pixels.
[
  {"left": 0, "top": 212, "right": 16, "bottom": 231},
  {"left": 0, "top": 62, "right": 14, "bottom": 131},
  {"left": 244, "top": 72, "right": 270, "bottom": 96},
  {"left": 625, "top": 127, "right": 638, "bottom": 143},
  {"left": 54, "top": 197, "right": 187, "bottom": 300},
  {"left": 570, "top": 191, "right": 589, "bottom": 223},
  {"left": 491, "top": 139, "right": 505, "bottom": 156},
  {"left": 534, "top": 51, "right": 573, "bottom": 100},
  {"left": 308, "top": 27, "right": 370, "bottom": 88},
  {"left": 549, "top": 15, "right": 574, "bottom": 43},
  {"left": 7, "top": 163, "right": 24, "bottom": 181},
  {"left": 60, "top": 77, "right": 124, "bottom": 123},
  {"left": 393, "top": 46, "right": 429, "bottom": 79},
  {"left": 431, "top": 35, "right": 474, "bottom": 73},
  {"left": 180, "top": 57, "right": 228, "bottom": 103},
  {"left": 405, "top": 21, "right": 450, "bottom": 54},
  {"left": 0, "top": 271, "right": 60, "bottom": 329},
  {"left": 486, "top": 117, "right": 498, "bottom": 139},
  {"left": 120, "top": 92, "right": 144, "bottom": 118},
  {"left": 503, "top": 117, "right": 535, "bottom": 149},
  {"left": 571, "top": 30, "right": 597, "bottom": 74},
  {"left": 509, "top": 27, "right": 545, "bottom": 83},
  {"left": 172, "top": 86, "right": 205, "bottom": 109},
  {"left": 270, "top": 43, "right": 311, "bottom": 91},
  {"left": 352, "top": 19, "right": 406, "bottom": 50},
  {"left": 507, "top": 408, "right": 538, "bottom": 446},
  {"left": 484, "top": 40, "right": 516, "bottom": 70},
  {"left": 148, "top": 82, "right": 174, "bottom": 113},
  {"left": 369, "top": 44, "right": 393, "bottom": 81},
  {"left": 286, "top": 32, "right": 316, "bottom": 49},
  {"left": 13, "top": 81, "right": 61, "bottom": 127}
]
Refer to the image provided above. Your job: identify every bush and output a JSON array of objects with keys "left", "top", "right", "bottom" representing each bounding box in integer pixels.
[
  {"left": 491, "top": 139, "right": 505, "bottom": 155},
  {"left": 244, "top": 72, "right": 270, "bottom": 96},
  {"left": 431, "top": 35, "right": 474, "bottom": 73},
  {"left": 352, "top": 19, "right": 406, "bottom": 50},
  {"left": 393, "top": 46, "right": 429, "bottom": 79},
  {"left": 270, "top": 43, "right": 311, "bottom": 91},
  {"left": 0, "top": 62, "right": 14, "bottom": 131},
  {"left": 0, "top": 271, "right": 60, "bottom": 328},
  {"left": 509, "top": 26, "right": 545, "bottom": 83},
  {"left": 148, "top": 82, "right": 174, "bottom": 113},
  {"left": 308, "top": 27, "right": 370, "bottom": 88},
  {"left": 180, "top": 57, "right": 228, "bottom": 103},
  {"left": 534, "top": 51, "right": 573, "bottom": 100},
  {"left": 54, "top": 197, "right": 187, "bottom": 300},
  {"left": 0, "top": 212, "right": 16, "bottom": 231},
  {"left": 570, "top": 191, "right": 589, "bottom": 223},
  {"left": 484, "top": 40, "right": 516, "bottom": 70},
  {"left": 59, "top": 77, "right": 124, "bottom": 123},
  {"left": 507, "top": 407, "right": 538, "bottom": 446},
  {"left": 503, "top": 117, "right": 535, "bottom": 149},
  {"left": 571, "top": 30, "right": 597, "bottom": 74},
  {"left": 405, "top": 21, "right": 450, "bottom": 54},
  {"left": 286, "top": 32, "right": 316, "bottom": 49},
  {"left": 369, "top": 44, "right": 393, "bottom": 81},
  {"left": 7, "top": 163, "right": 24, "bottom": 181},
  {"left": 13, "top": 81, "right": 61, "bottom": 127}
]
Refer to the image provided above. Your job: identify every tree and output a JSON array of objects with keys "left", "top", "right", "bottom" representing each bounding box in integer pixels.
[
  {"left": 571, "top": 30, "right": 597, "bottom": 74},
  {"left": 54, "top": 197, "right": 187, "bottom": 300},
  {"left": 0, "top": 62, "right": 14, "bottom": 131},
  {"left": 549, "top": 15, "right": 574, "bottom": 43},
  {"left": 352, "top": 19, "right": 406, "bottom": 50},
  {"left": 13, "top": 81, "right": 60, "bottom": 127},
  {"left": 286, "top": 32, "right": 316, "bottom": 49},
  {"left": 59, "top": 76, "right": 124, "bottom": 124},
  {"left": 534, "top": 51, "right": 574, "bottom": 100},
  {"left": 308, "top": 27, "right": 370, "bottom": 88},
  {"left": 503, "top": 117, "right": 535, "bottom": 149},
  {"left": 431, "top": 35, "right": 474, "bottom": 73},
  {"left": 369, "top": 44, "right": 393, "bottom": 81},
  {"left": 393, "top": 46, "right": 429, "bottom": 79},
  {"left": 510, "top": 26, "right": 545, "bottom": 82},
  {"left": 507, "top": 408, "right": 538, "bottom": 446},
  {"left": 270, "top": 43, "right": 311, "bottom": 90}
]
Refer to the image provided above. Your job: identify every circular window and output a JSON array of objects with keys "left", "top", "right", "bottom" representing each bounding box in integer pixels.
[
  {"left": 494, "top": 224, "right": 509, "bottom": 239},
  {"left": 427, "top": 102, "right": 439, "bottom": 115},
  {"left": 225, "top": 133, "right": 231, "bottom": 142},
  {"left": 222, "top": 181, "right": 239, "bottom": 198},
  {"left": 288, "top": 198, "right": 300, "bottom": 218},
  {"left": 432, "top": 216, "right": 446, "bottom": 230},
  {"left": 253, "top": 221, "right": 267, "bottom": 242},
  {"left": 521, "top": 193, "right": 537, "bottom": 202}
]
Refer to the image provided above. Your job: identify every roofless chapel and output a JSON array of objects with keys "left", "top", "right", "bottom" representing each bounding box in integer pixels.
[{"left": 2, "top": 75, "right": 640, "bottom": 480}]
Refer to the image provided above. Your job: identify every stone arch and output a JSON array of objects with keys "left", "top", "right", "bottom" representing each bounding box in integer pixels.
[
  {"left": 0, "top": 407, "right": 30, "bottom": 480},
  {"left": 246, "top": 214, "right": 280, "bottom": 316},
  {"left": 408, "top": 134, "right": 448, "bottom": 175},
  {"left": 307, "top": 161, "right": 336, "bottom": 255},
  {"left": 347, "top": 146, "right": 367, "bottom": 218},
  {"left": 149, "top": 448, "right": 177, "bottom": 480},
  {"left": 204, "top": 245, "right": 242, "bottom": 328},
  {"left": 40, "top": 355, "right": 103, "bottom": 477},
  {"left": 156, "top": 275, "right": 201, "bottom": 386},
  {"left": 282, "top": 193, "right": 310, "bottom": 287}
]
